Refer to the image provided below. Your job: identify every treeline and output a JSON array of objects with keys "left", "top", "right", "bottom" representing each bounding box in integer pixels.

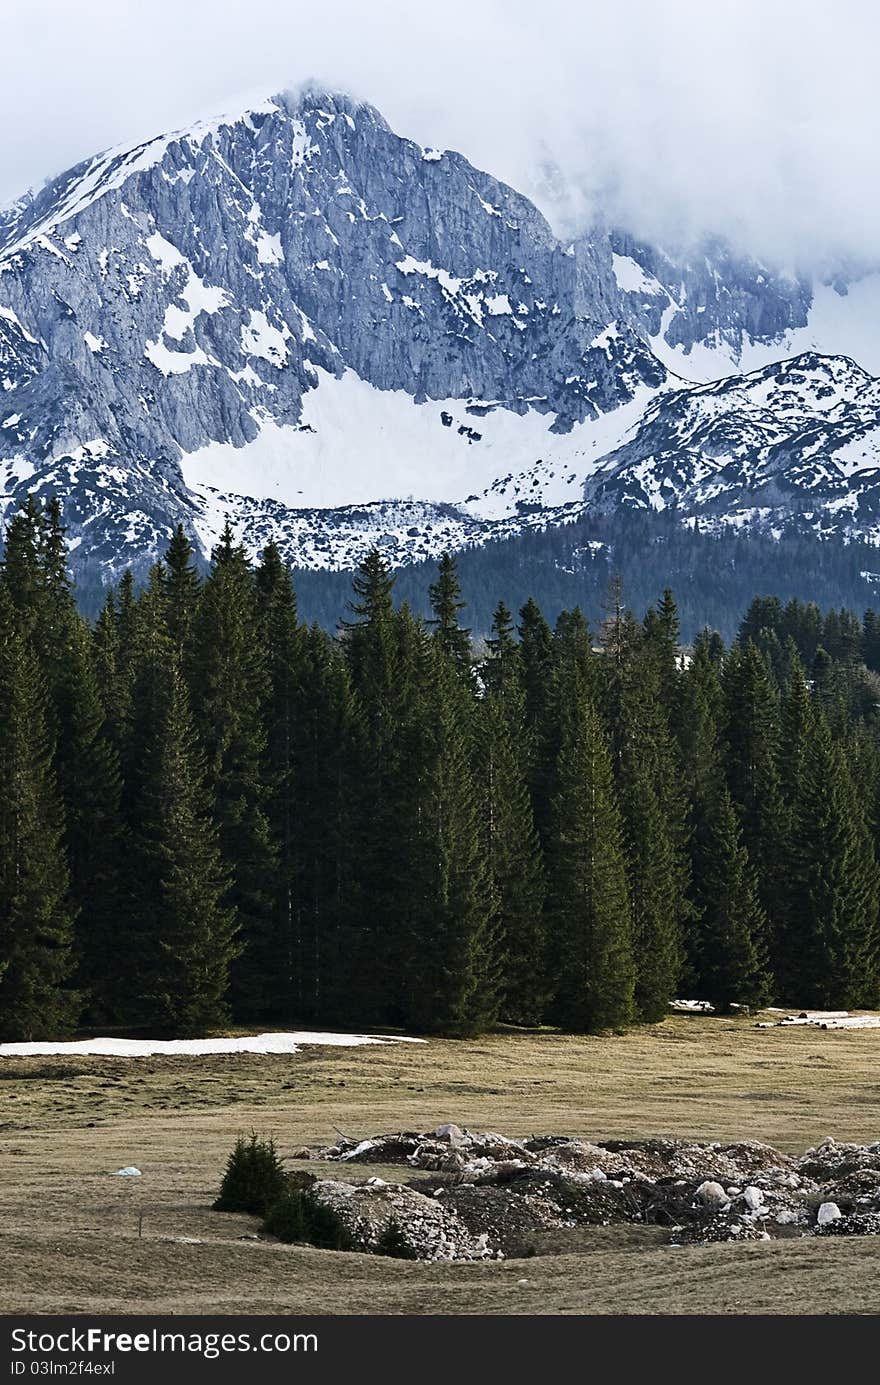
[
  {"left": 2, "top": 497, "right": 880, "bottom": 1042},
  {"left": 288, "top": 510, "right": 880, "bottom": 641}
]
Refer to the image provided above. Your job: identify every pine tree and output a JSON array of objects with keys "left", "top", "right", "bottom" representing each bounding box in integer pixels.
[
  {"left": 545, "top": 689, "right": 634, "bottom": 1032},
  {"left": 163, "top": 523, "right": 201, "bottom": 663},
  {"left": 287, "top": 625, "right": 359, "bottom": 1024},
  {"left": 784, "top": 710, "right": 879, "bottom": 1008},
  {"left": 125, "top": 643, "right": 237, "bottom": 1032},
  {"left": 255, "top": 542, "right": 306, "bottom": 1019},
  {"left": 723, "top": 642, "right": 786, "bottom": 936},
  {"left": 691, "top": 783, "right": 771, "bottom": 1014},
  {"left": 401, "top": 646, "right": 500, "bottom": 1035},
  {"left": 0, "top": 588, "right": 78, "bottom": 1039},
  {"left": 428, "top": 551, "right": 473, "bottom": 684},
  {"left": 475, "top": 675, "right": 546, "bottom": 1025},
  {"left": 600, "top": 604, "right": 687, "bottom": 1022},
  {"left": 189, "top": 525, "right": 277, "bottom": 1019}
]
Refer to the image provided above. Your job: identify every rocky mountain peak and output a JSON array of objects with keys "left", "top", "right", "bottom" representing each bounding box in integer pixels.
[{"left": 0, "top": 90, "right": 879, "bottom": 584}]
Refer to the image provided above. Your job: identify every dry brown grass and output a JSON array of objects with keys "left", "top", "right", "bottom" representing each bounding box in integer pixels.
[{"left": 2, "top": 1015, "right": 880, "bottom": 1315}]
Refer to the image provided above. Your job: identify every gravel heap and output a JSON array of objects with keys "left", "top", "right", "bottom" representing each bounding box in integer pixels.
[{"left": 281, "top": 1128, "right": 880, "bottom": 1260}]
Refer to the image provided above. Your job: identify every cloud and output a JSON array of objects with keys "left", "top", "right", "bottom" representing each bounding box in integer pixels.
[{"left": 2, "top": 0, "right": 877, "bottom": 269}]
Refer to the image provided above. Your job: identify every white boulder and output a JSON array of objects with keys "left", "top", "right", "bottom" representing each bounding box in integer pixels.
[
  {"left": 817, "top": 1201, "right": 842, "bottom": 1226},
  {"left": 695, "top": 1180, "right": 729, "bottom": 1208}
]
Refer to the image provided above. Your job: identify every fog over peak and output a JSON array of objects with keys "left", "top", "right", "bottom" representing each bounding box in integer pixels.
[{"left": 3, "top": 0, "right": 877, "bottom": 272}]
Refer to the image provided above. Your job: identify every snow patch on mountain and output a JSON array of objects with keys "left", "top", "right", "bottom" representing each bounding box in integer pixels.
[
  {"left": 1, "top": 87, "right": 880, "bottom": 582},
  {"left": 181, "top": 366, "right": 637, "bottom": 512}
]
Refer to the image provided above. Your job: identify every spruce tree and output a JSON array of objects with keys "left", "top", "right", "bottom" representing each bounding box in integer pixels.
[
  {"left": 343, "top": 557, "right": 427, "bottom": 1024},
  {"left": 643, "top": 587, "right": 682, "bottom": 723},
  {"left": 401, "top": 645, "right": 500, "bottom": 1036},
  {"left": 483, "top": 601, "right": 518, "bottom": 696},
  {"left": 600, "top": 603, "right": 687, "bottom": 1022},
  {"left": 517, "top": 597, "right": 557, "bottom": 847},
  {"left": 189, "top": 525, "right": 277, "bottom": 1019},
  {"left": 58, "top": 617, "right": 124, "bottom": 1022},
  {"left": 691, "top": 782, "right": 770, "bottom": 1013},
  {"left": 428, "top": 551, "right": 473, "bottom": 684},
  {"left": 287, "top": 625, "right": 360, "bottom": 1024},
  {"left": 677, "top": 640, "right": 729, "bottom": 991},
  {"left": 475, "top": 675, "right": 546, "bottom": 1026},
  {"left": 723, "top": 641, "right": 786, "bottom": 934},
  {"left": 545, "top": 688, "right": 634, "bottom": 1032},
  {"left": 0, "top": 588, "right": 78, "bottom": 1039},
  {"left": 785, "top": 710, "right": 879, "bottom": 1008},
  {"left": 163, "top": 523, "right": 201, "bottom": 663},
  {"left": 255, "top": 542, "right": 307, "bottom": 1019},
  {"left": 125, "top": 642, "right": 237, "bottom": 1032}
]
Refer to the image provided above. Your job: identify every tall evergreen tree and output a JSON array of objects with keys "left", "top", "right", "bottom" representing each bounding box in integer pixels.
[
  {"left": 124, "top": 640, "right": 237, "bottom": 1031},
  {"left": 483, "top": 601, "right": 518, "bottom": 696},
  {"left": 600, "top": 601, "right": 687, "bottom": 1021},
  {"left": 401, "top": 646, "right": 500, "bottom": 1035},
  {"left": 58, "top": 616, "right": 123, "bottom": 1022},
  {"left": 189, "top": 524, "right": 277, "bottom": 1018},
  {"left": 517, "top": 597, "right": 557, "bottom": 847},
  {"left": 475, "top": 667, "right": 546, "bottom": 1026},
  {"left": 287, "top": 625, "right": 360, "bottom": 1024},
  {"left": 784, "top": 710, "right": 879, "bottom": 1007},
  {"left": 722, "top": 640, "right": 786, "bottom": 940},
  {"left": 163, "top": 523, "right": 202, "bottom": 663},
  {"left": 691, "top": 782, "right": 771, "bottom": 1013},
  {"left": 0, "top": 588, "right": 77, "bottom": 1039},
  {"left": 343, "top": 556, "right": 428, "bottom": 1023},
  {"left": 254, "top": 542, "right": 307, "bottom": 1019},
  {"left": 428, "top": 551, "right": 473, "bottom": 684},
  {"left": 545, "top": 688, "right": 634, "bottom": 1032}
]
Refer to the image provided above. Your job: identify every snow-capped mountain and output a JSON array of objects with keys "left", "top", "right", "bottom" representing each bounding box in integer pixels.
[
  {"left": 0, "top": 87, "right": 879, "bottom": 580},
  {"left": 584, "top": 352, "right": 880, "bottom": 538}
]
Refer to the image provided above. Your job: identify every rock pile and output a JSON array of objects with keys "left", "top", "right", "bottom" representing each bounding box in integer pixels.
[{"left": 279, "top": 1127, "right": 880, "bottom": 1260}]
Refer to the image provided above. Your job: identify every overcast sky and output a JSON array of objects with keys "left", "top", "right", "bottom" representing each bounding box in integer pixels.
[{"left": 2, "top": 0, "right": 877, "bottom": 267}]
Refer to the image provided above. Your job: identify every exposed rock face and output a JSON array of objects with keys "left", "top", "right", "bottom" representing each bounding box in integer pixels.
[
  {"left": 1, "top": 88, "right": 879, "bottom": 584},
  {"left": 605, "top": 229, "right": 813, "bottom": 365},
  {"left": 0, "top": 89, "right": 661, "bottom": 580}
]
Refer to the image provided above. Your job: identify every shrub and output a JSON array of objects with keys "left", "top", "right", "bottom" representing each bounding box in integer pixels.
[
  {"left": 262, "top": 1188, "right": 353, "bottom": 1251},
  {"left": 213, "top": 1132, "right": 288, "bottom": 1215},
  {"left": 375, "top": 1216, "right": 418, "bottom": 1259}
]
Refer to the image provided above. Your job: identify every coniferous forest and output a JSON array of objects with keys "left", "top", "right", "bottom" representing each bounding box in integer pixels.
[{"left": 2, "top": 496, "right": 880, "bottom": 1042}]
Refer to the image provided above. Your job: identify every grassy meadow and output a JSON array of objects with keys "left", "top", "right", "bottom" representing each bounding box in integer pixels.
[{"left": 2, "top": 1015, "right": 880, "bottom": 1314}]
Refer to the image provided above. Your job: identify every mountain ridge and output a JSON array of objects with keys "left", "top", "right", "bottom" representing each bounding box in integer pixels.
[{"left": 1, "top": 88, "right": 879, "bottom": 583}]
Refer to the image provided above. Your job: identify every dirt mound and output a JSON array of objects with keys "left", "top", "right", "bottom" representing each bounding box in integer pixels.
[{"left": 287, "top": 1127, "right": 880, "bottom": 1258}]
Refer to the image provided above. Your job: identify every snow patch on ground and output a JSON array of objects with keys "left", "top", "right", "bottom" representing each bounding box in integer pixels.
[
  {"left": 756, "top": 1011, "right": 880, "bottom": 1030},
  {"left": 0, "top": 1031, "right": 427, "bottom": 1058}
]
